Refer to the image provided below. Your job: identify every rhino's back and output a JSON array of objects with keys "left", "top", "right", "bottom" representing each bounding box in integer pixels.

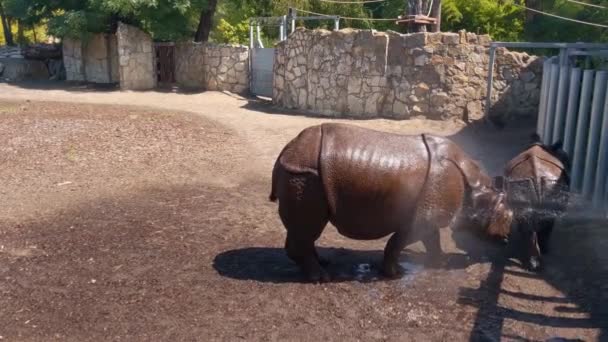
[{"left": 319, "top": 124, "right": 431, "bottom": 239}]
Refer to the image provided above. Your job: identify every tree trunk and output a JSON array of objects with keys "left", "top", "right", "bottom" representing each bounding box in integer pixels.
[
  {"left": 194, "top": 0, "right": 218, "bottom": 43},
  {"left": 31, "top": 25, "right": 37, "bottom": 43},
  {"left": 525, "top": 0, "right": 541, "bottom": 23},
  {"left": 430, "top": 0, "right": 441, "bottom": 32},
  {"left": 0, "top": 2, "right": 14, "bottom": 46},
  {"left": 17, "top": 20, "right": 25, "bottom": 45}
]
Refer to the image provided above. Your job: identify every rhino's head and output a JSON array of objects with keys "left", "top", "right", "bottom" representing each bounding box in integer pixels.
[{"left": 467, "top": 177, "right": 514, "bottom": 242}]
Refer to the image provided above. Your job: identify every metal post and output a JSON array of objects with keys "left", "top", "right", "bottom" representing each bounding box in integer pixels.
[
  {"left": 334, "top": 17, "right": 340, "bottom": 31},
  {"left": 582, "top": 71, "right": 608, "bottom": 199},
  {"left": 484, "top": 46, "right": 496, "bottom": 125},
  {"left": 537, "top": 58, "right": 552, "bottom": 138},
  {"left": 249, "top": 23, "right": 254, "bottom": 49},
  {"left": 543, "top": 63, "right": 560, "bottom": 145},
  {"left": 593, "top": 84, "right": 608, "bottom": 205},
  {"left": 256, "top": 25, "right": 264, "bottom": 48},
  {"left": 563, "top": 68, "right": 582, "bottom": 157},
  {"left": 280, "top": 15, "right": 286, "bottom": 41},
  {"left": 552, "top": 64, "right": 571, "bottom": 144},
  {"left": 571, "top": 70, "right": 595, "bottom": 192}
]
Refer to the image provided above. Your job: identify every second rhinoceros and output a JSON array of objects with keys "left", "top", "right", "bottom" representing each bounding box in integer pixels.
[{"left": 269, "top": 123, "right": 513, "bottom": 282}]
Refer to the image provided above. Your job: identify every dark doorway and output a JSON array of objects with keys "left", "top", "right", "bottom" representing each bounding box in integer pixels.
[{"left": 155, "top": 43, "right": 176, "bottom": 85}]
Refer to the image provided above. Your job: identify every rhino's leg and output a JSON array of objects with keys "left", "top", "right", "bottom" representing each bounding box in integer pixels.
[
  {"left": 381, "top": 231, "right": 411, "bottom": 279},
  {"left": 537, "top": 218, "right": 554, "bottom": 255},
  {"left": 422, "top": 228, "right": 444, "bottom": 267},
  {"left": 278, "top": 172, "right": 330, "bottom": 283}
]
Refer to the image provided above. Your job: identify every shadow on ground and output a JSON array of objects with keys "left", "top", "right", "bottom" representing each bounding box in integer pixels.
[
  {"left": 457, "top": 218, "right": 608, "bottom": 341},
  {"left": 212, "top": 246, "right": 490, "bottom": 284}
]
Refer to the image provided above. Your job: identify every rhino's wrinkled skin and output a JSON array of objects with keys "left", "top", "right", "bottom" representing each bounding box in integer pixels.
[
  {"left": 269, "top": 123, "right": 513, "bottom": 282},
  {"left": 503, "top": 135, "right": 570, "bottom": 271}
]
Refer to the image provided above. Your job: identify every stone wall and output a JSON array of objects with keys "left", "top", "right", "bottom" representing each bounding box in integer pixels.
[
  {"left": 174, "top": 42, "right": 249, "bottom": 93},
  {"left": 203, "top": 45, "right": 249, "bottom": 94},
  {"left": 63, "top": 38, "right": 85, "bottom": 81},
  {"left": 63, "top": 34, "right": 119, "bottom": 83},
  {"left": 273, "top": 28, "right": 543, "bottom": 121},
  {"left": 0, "top": 58, "right": 49, "bottom": 81},
  {"left": 175, "top": 42, "right": 206, "bottom": 88},
  {"left": 116, "top": 23, "right": 156, "bottom": 90}
]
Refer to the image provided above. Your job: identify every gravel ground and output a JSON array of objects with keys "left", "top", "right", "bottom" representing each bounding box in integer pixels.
[{"left": 0, "top": 82, "right": 606, "bottom": 341}]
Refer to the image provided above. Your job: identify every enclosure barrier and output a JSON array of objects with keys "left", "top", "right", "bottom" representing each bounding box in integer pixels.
[{"left": 528, "top": 44, "right": 608, "bottom": 212}]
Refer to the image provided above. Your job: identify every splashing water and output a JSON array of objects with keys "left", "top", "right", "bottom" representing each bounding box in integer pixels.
[{"left": 399, "top": 261, "right": 424, "bottom": 285}]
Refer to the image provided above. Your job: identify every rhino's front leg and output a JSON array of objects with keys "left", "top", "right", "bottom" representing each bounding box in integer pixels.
[{"left": 381, "top": 231, "right": 410, "bottom": 279}]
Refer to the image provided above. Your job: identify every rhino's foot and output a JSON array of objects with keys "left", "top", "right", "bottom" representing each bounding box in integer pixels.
[
  {"left": 524, "top": 257, "right": 543, "bottom": 272},
  {"left": 305, "top": 268, "right": 331, "bottom": 283},
  {"left": 426, "top": 254, "right": 447, "bottom": 269},
  {"left": 381, "top": 262, "right": 405, "bottom": 279}
]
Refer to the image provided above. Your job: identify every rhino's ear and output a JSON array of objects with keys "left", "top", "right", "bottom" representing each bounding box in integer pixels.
[
  {"left": 493, "top": 176, "right": 506, "bottom": 192},
  {"left": 551, "top": 140, "right": 564, "bottom": 151}
]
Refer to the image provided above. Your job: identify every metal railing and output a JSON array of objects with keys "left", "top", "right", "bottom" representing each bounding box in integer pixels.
[{"left": 492, "top": 42, "right": 608, "bottom": 211}]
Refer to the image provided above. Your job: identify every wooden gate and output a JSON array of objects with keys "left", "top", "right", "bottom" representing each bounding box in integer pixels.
[{"left": 155, "top": 43, "right": 175, "bottom": 85}]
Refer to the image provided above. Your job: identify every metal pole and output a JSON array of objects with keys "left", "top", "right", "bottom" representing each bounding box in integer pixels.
[
  {"left": 571, "top": 70, "right": 595, "bottom": 192},
  {"left": 249, "top": 23, "right": 254, "bottom": 49},
  {"left": 280, "top": 15, "right": 286, "bottom": 41},
  {"left": 593, "top": 84, "right": 608, "bottom": 206},
  {"left": 552, "top": 64, "right": 571, "bottom": 144},
  {"left": 563, "top": 67, "right": 582, "bottom": 157},
  {"left": 334, "top": 17, "right": 340, "bottom": 31},
  {"left": 537, "top": 58, "right": 552, "bottom": 138},
  {"left": 484, "top": 46, "right": 496, "bottom": 125},
  {"left": 543, "top": 63, "right": 560, "bottom": 144},
  {"left": 582, "top": 71, "right": 608, "bottom": 199},
  {"left": 256, "top": 25, "right": 264, "bottom": 48}
]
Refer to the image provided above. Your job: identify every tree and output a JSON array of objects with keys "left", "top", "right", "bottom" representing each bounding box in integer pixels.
[
  {"left": 0, "top": 0, "right": 14, "bottom": 45},
  {"left": 194, "top": 0, "right": 218, "bottom": 42}
]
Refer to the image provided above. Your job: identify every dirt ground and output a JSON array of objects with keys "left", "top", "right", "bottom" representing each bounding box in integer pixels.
[{"left": 0, "top": 82, "right": 607, "bottom": 341}]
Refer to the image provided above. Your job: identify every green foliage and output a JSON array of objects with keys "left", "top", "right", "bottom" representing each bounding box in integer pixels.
[
  {"left": 211, "top": 18, "right": 249, "bottom": 44},
  {"left": 441, "top": 0, "right": 525, "bottom": 41},
  {"left": 524, "top": 0, "right": 608, "bottom": 43},
  {"left": 3, "top": 0, "right": 210, "bottom": 42}
]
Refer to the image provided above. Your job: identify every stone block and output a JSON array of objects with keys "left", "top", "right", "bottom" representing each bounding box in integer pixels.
[
  {"left": 405, "top": 33, "right": 427, "bottom": 48},
  {"left": 442, "top": 33, "right": 460, "bottom": 45}
]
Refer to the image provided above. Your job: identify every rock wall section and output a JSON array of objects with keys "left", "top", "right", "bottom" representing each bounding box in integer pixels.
[
  {"left": 273, "top": 28, "right": 543, "bottom": 121},
  {"left": 63, "top": 38, "right": 85, "bottom": 82},
  {"left": 116, "top": 23, "right": 156, "bottom": 90},
  {"left": 203, "top": 45, "right": 249, "bottom": 94},
  {"left": 175, "top": 43, "right": 249, "bottom": 93},
  {"left": 63, "top": 34, "right": 119, "bottom": 83}
]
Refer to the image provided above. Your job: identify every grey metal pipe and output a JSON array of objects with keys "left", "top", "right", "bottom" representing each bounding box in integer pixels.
[
  {"left": 563, "top": 68, "right": 582, "bottom": 157},
  {"left": 592, "top": 85, "right": 608, "bottom": 205},
  {"left": 571, "top": 70, "right": 595, "bottom": 192},
  {"left": 484, "top": 47, "right": 496, "bottom": 125},
  {"left": 249, "top": 24, "right": 254, "bottom": 49},
  {"left": 543, "top": 63, "right": 561, "bottom": 144},
  {"left": 536, "top": 59, "right": 552, "bottom": 137},
  {"left": 552, "top": 65, "right": 571, "bottom": 144},
  {"left": 582, "top": 71, "right": 608, "bottom": 199}
]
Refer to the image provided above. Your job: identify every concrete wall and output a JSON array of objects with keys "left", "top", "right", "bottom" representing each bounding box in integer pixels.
[
  {"left": 116, "top": 23, "right": 156, "bottom": 90},
  {"left": 273, "top": 28, "right": 543, "bottom": 121}
]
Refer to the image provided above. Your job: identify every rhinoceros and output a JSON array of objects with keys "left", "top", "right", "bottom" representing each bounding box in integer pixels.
[
  {"left": 502, "top": 134, "right": 570, "bottom": 271},
  {"left": 269, "top": 123, "right": 513, "bottom": 282}
]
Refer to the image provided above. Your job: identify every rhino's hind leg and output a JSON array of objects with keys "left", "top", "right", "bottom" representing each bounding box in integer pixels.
[
  {"left": 382, "top": 231, "right": 411, "bottom": 279},
  {"left": 422, "top": 228, "right": 445, "bottom": 268},
  {"left": 277, "top": 171, "right": 330, "bottom": 283}
]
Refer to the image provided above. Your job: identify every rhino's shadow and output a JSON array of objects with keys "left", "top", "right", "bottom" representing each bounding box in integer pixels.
[{"left": 213, "top": 246, "right": 492, "bottom": 284}]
